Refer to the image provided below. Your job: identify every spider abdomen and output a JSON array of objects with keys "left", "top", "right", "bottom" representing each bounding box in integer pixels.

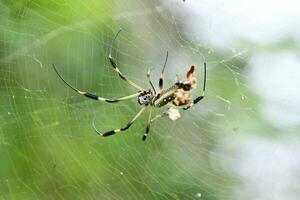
[{"left": 153, "top": 88, "right": 177, "bottom": 107}]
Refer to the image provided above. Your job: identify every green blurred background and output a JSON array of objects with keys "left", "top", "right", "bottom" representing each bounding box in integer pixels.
[{"left": 1, "top": 0, "right": 300, "bottom": 199}]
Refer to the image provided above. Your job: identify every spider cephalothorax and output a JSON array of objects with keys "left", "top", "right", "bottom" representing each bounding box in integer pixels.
[
  {"left": 53, "top": 30, "right": 206, "bottom": 141},
  {"left": 137, "top": 90, "right": 154, "bottom": 105}
]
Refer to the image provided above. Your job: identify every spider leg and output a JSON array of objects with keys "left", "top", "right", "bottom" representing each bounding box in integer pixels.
[
  {"left": 109, "top": 30, "right": 145, "bottom": 91},
  {"left": 183, "top": 62, "right": 206, "bottom": 110},
  {"left": 147, "top": 68, "right": 156, "bottom": 94},
  {"left": 142, "top": 111, "right": 167, "bottom": 141},
  {"left": 158, "top": 51, "right": 169, "bottom": 91},
  {"left": 142, "top": 107, "right": 153, "bottom": 141},
  {"left": 93, "top": 107, "right": 146, "bottom": 137},
  {"left": 53, "top": 64, "right": 140, "bottom": 103}
]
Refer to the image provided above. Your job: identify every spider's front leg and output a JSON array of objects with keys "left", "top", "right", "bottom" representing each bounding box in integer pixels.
[
  {"left": 53, "top": 64, "right": 140, "bottom": 103},
  {"left": 143, "top": 107, "right": 153, "bottom": 141},
  {"left": 147, "top": 68, "right": 156, "bottom": 94},
  {"left": 109, "top": 30, "right": 144, "bottom": 91},
  {"left": 158, "top": 51, "right": 169, "bottom": 92},
  {"left": 93, "top": 107, "right": 146, "bottom": 137},
  {"left": 142, "top": 108, "right": 180, "bottom": 141}
]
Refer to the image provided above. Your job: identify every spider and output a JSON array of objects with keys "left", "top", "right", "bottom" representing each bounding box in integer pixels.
[{"left": 53, "top": 30, "right": 206, "bottom": 141}]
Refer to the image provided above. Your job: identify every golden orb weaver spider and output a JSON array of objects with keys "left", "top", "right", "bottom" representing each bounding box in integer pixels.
[{"left": 53, "top": 30, "right": 206, "bottom": 141}]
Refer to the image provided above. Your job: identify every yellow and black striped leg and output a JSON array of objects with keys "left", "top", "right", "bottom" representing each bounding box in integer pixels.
[
  {"left": 53, "top": 64, "right": 140, "bottom": 103},
  {"left": 183, "top": 94, "right": 205, "bottom": 110},
  {"left": 93, "top": 107, "right": 146, "bottom": 137},
  {"left": 147, "top": 68, "right": 156, "bottom": 94},
  {"left": 183, "top": 62, "right": 206, "bottom": 110},
  {"left": 142, "top": 111, "right": 167, "bottom": 141},
  {"left": 142, "top": 108, "right": 153, "bottom": 141},
  {"left": 158, "top": 51, "right": 169, "bottom": 91},
  {"left": 109, "top": 30, "right": 145, "bottom": 91}
]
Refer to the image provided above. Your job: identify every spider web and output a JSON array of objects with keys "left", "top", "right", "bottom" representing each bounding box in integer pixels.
[{"left": 1, "top": 0, "right": 300, "bottom": 199}]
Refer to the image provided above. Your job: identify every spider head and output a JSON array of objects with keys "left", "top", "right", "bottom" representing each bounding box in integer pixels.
[{"left": 138, "top": 90, "right": 153, "bottom": 105}]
